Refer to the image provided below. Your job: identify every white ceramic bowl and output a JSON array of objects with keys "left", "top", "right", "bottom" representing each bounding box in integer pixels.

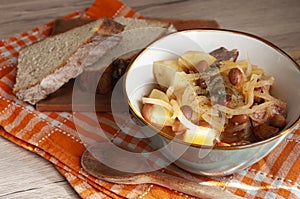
[{"left": 124, "top": 29, "right": 300, "bottom": 176}]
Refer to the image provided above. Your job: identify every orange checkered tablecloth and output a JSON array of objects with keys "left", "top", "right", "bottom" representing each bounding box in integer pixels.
[{"left": 0, "top": 0, "right": 299, "bottom": 198}]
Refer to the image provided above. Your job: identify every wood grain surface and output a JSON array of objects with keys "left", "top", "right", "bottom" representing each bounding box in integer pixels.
[{"left": 0, "top": 0, "right": 299, "bottom": 198}]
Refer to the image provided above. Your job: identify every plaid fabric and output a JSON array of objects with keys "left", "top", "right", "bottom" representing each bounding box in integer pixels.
[{"left": 0, "top": 0, "right": 299, "bottom": 198}]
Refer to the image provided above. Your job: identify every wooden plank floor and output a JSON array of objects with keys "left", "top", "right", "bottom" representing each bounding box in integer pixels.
[{"left": 0, "top": 0, "right": 299, "bottom": 198}]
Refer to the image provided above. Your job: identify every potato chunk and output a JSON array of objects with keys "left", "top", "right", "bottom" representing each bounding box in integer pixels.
[{"left": 178, "top": 51, "right": 216, "bottom": 70}]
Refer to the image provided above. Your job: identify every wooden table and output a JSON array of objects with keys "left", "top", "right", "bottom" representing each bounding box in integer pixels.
[{"left": 0, "top": 0, "right": 299, "bottom": 198}]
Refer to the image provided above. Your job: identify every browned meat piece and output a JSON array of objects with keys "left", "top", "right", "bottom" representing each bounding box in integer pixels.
[
  {"left": 111, "top": 57, "right": 133, "bottom": 85},
  {"left": 209, "top": 47, "right": 239, "bottom": 62},
  {"left": 253, "top": 124, "right": 279, "bottom": 140}
]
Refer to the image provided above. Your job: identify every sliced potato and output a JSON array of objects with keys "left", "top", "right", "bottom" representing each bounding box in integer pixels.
[
  {"left": 183, "top": 127, "right": 216, "bottom": 146},
  {"left": 153, "top": 59, "right": 182, "bottom": 88},
  {"left": 149, "top": 89, "right": 169, "bottom": 103},
  {"left": 170, "top": 99, "right": 216, "bottom": 146},
  {"left": 170, "top": 72, "right": 198, "bottom": 109},
  {"left": 142, "top": 104, "right": 174, "bottom": 127},
  {"left": 251, "top": 69, "right": 264, "bottom": 75},
  {"left": 142, "top": 89, "right": 174, "bottom": 127},
  {"left": 171, "top": 72, "right": 191, "bottom": 91},
  {"left": 178, "top": 51, "right": 216, "bottom": 70},
  {"left": 151, "top": 105, "right": 174, "bottom": 126},
  {"left": 181, "top": 85, "right": 197, "bottom": 106}
]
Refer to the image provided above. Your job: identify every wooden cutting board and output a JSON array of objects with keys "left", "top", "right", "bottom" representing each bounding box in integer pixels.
[{"left": 36, "top": 18, "right": 219, "bottom": 112}]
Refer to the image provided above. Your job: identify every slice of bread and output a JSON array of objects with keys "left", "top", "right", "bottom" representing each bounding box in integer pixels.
[
  {"left": 86, "top": 17, "right": 174, "bottom": 71},
  {"left": 13, "top": 18, "right": 124, "bottom": 105},
  {"left": 78, "top": 17, "right": 175, "bottom": 94}
]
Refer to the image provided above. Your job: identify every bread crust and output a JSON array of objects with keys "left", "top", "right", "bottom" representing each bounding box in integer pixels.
[{"left": 99, "top": 18, "right": 125, "bottom": 35}]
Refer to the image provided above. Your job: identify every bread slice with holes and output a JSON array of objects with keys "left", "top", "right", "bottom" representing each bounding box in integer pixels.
[{"left": 13, "top": 18, "right": 124, "bottom": 105}]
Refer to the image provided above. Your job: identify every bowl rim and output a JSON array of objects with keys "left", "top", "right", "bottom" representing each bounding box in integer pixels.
[{"left": 123, "top": 28, "right": 300, "bottom": 150}]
